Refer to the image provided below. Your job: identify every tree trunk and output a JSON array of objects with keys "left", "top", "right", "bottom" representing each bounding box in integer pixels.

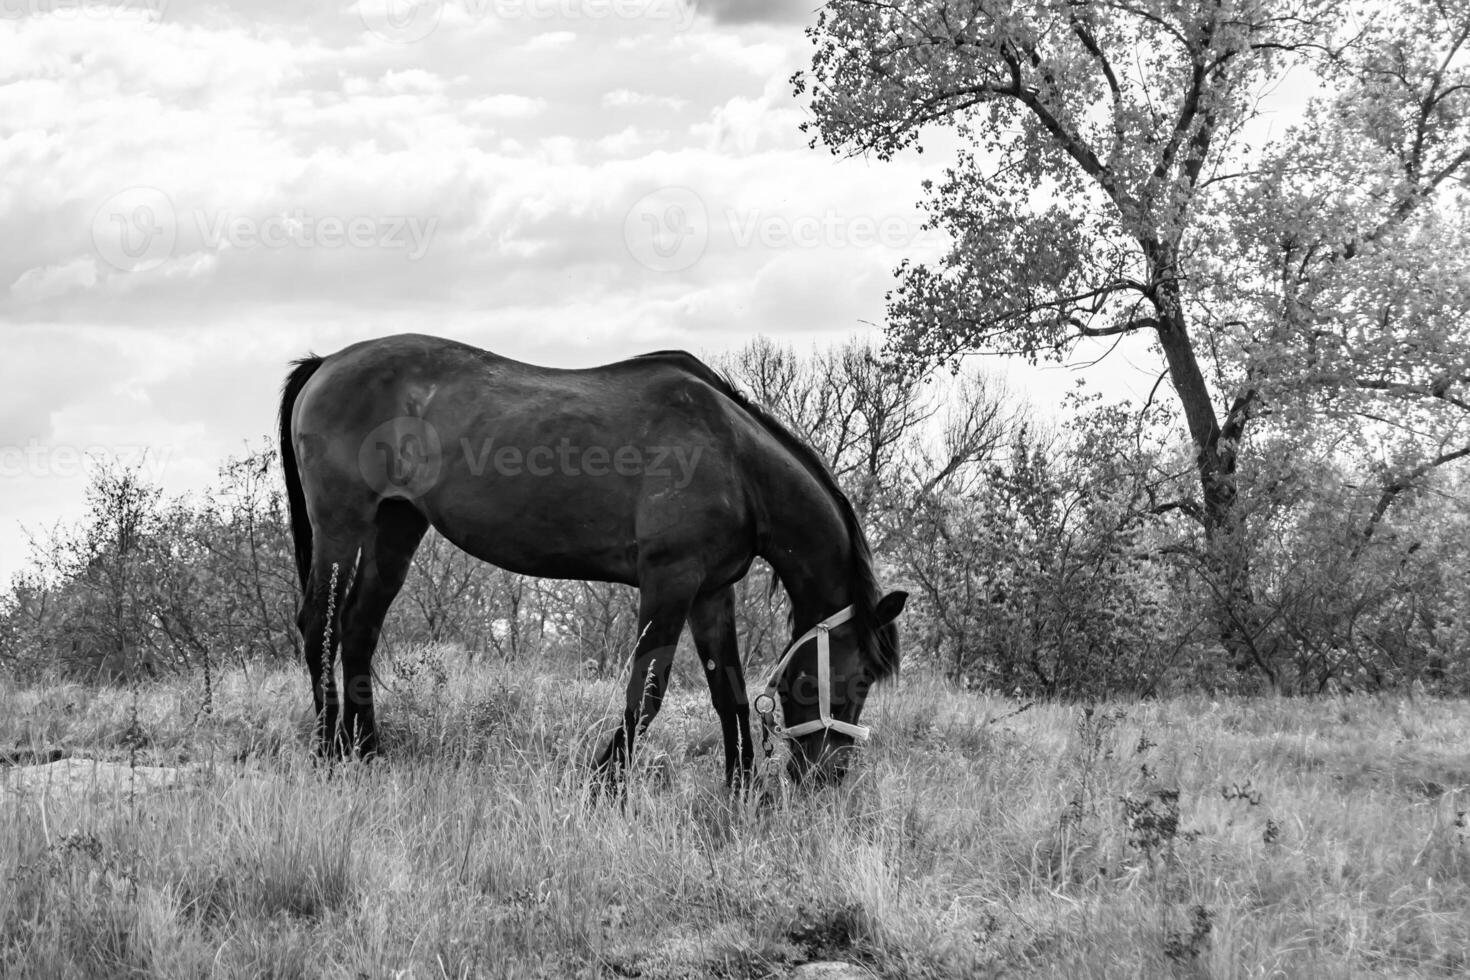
[{"left": 1152, "top": 277, "right": 1279, "bottom": 689}]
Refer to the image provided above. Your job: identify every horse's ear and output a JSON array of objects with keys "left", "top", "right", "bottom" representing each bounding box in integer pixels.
[{"left": 875, "top": 590, "right": 908, "bottom": 624}]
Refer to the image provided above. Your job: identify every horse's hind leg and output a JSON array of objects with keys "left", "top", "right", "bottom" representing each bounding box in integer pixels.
[
  {"left": 298, "top": 529, "right": 369, "bottom": 757},
  {"left": 688, "top": 587, "right": 753, "bottom": 787},
  {"left": 338, "top": 500, "right": 428, "bottom": 757}
]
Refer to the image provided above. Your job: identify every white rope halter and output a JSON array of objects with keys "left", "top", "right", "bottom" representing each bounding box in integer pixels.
[{"left": 752, "top": 605, "right": 871, "bottom": 742}]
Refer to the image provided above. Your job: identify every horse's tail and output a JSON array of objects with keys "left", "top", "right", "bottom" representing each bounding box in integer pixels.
[{"left": 279, "top": 355, "right": 324, "bottom": 593}]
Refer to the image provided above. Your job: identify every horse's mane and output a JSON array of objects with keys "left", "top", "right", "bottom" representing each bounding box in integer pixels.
[{"left": 633, "top": 350, "right": 898, "bottom": 680}]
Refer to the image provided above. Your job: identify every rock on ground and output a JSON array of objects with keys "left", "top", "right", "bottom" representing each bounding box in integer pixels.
[
  {"left": 0, "top": 757, "right": 199, "bottom": 803},
  {"left": 788, "top": 962, "right": 874, "bottom": 980}
]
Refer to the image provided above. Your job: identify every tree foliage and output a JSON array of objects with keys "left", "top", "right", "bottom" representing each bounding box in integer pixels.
[
  {"left": 797, "top": 0, "right": 1470, "bottom": 683},
  {"left": 797, "top": 0, "right": 1469, "bottom": 516}
]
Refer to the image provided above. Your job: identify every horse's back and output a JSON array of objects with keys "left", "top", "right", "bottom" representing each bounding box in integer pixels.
[
  {"left": 289, "top": 334, "right": 758, "bottom": 584},
  {"left": 302, "top": 334, "right": 730, "bottom": 410}
]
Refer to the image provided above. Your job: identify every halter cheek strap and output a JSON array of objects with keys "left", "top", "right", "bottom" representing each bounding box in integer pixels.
[{"left": 752, "top": 605, "right": 871, "bottom": 742}]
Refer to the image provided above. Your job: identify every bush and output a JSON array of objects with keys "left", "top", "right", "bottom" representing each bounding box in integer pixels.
[{"left": 5, "top": 343, "right": 1470, "bottom": 699}]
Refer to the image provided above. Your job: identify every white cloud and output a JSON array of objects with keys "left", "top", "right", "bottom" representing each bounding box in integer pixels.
[
  {"left": 9, "top": 256, "right": 98, "bottom": 301},
  {"left": 465, "top": 93, "right": 549, "bottom": 119},
  {"left": 596, "top": 125, "right": 667, "bottom": 155},
  {"left": 696, "top": 0, "right": 807, "bottom": 25},
  {"left": 380, "top": 68, "right": 447, "bottom": 93},
  {"left": 525, "top": 30, "right": 577, "bottom": 50},
  {"left": 602, "top": 88, "right": 687, "bottom": 110},
  {"left": 0, "top": 0, "right": 953, "bottom": 583},
  {"left": 672, "top": 31, "right": 792, "bottom": 78},
  {"left": 692, "top": 73, "right": 806, "bottom": 154}
]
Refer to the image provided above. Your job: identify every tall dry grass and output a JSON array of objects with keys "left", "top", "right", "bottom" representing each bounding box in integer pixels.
[{"left": 2, "top": 646, "right": 1467, "bottom": 978}]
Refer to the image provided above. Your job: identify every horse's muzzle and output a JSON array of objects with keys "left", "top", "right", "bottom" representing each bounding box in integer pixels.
[{"left": 785, "top": 729, "right": 858, "bottom": 785}]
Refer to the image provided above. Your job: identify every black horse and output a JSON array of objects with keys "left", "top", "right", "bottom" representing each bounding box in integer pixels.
[{"left": 278, "top": 333, "right": 906, "bottom": 784}]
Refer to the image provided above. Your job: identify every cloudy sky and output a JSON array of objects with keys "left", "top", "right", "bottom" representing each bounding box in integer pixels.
[{"left": 0, "top": 0, "right": 1149, "bottom": 582}]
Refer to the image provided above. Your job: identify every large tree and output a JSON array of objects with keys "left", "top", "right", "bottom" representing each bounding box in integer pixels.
[{"left": 797, "top": 0, "right": 1470, "bottom": 674}]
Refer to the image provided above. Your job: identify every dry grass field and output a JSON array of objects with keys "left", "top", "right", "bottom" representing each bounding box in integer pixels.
[{"left": 2, "top": 647, "right": 1468, "bottom": 979}]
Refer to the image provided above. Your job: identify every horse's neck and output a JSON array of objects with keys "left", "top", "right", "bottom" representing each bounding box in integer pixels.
[{"left": 757, "top": 475, "right": 854, "bottom": 631}]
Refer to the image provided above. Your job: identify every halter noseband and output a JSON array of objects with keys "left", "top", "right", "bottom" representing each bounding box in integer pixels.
[{"left": 752, "top": 605, "right": 871, "bottom": 743}]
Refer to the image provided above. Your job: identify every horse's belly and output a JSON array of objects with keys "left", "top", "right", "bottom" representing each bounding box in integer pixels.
[{"left": 420, "top": 474, "right": 640, "bottom": 584}]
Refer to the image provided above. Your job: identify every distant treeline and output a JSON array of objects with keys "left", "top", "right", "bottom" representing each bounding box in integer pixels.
[{"left": 3, "top": 340, "right": 1467, "bottom": 697}]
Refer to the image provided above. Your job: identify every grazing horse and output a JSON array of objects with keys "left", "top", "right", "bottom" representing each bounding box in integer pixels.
[{"left": 278, "top": 333, "right": 906, "bottom": 785}]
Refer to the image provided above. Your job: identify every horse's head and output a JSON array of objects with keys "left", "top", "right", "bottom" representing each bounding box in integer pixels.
[{"left": 761, "top": 590, "right": 907, "bottom": 785}]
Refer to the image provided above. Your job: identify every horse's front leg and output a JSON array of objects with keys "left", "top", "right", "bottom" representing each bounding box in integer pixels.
[{"left": 688, "top": 586, "right": 753, "bottom": 789}]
